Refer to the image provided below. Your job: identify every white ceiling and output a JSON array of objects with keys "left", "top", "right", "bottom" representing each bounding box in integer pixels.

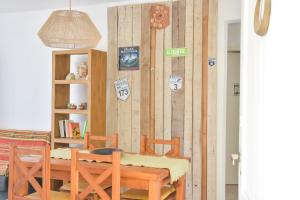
[{"left": 0, "top": 0, "right": 123, "bottom": 13}]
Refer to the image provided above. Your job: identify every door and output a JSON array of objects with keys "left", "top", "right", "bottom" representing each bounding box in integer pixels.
[
  {"left": 225, "top": 52, "right": 240, "bottom": 185},
  {"left": 225, "top": 51, "right": 240, "bottom": 200}
]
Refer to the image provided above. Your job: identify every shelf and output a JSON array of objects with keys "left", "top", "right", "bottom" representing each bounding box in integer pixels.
[
  {"left": 53, "top": 49, "right": 91, "bottom": 55},
  {"left": 54, "top": 80, "right": 88, "bottom": 85},
  {"left": 54, "top": 109, "right": 88, "bottom": 115},
  {"left": 53, "top": 138, "right": 84, "bottom": 144}
]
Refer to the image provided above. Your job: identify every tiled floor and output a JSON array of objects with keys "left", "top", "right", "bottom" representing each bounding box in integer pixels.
[{"left": 226, "top": 184, "right": 238, "bottom": 200}]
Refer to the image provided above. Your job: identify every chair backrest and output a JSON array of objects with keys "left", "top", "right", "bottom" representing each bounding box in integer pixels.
[
  {"left": 8, "top": 144, "right": 50, "bottom": 200},
  {"left": 84, "top": 133, "right": 118, "bottom": 150},
  {"left": 140, "top": 135, "right": 181, "bottom": 157},
  {"left": 71, "top": 149, "right": 121, "bottom": 200}
]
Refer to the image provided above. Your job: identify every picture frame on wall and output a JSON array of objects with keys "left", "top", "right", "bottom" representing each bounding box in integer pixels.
[{"left": 119, "top": 46, "right": 140, "bottom": 71}]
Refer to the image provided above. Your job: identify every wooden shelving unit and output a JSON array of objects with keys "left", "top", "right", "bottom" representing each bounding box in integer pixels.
[{"left": 51, "top": 49, "right": 107, "bottom": 149}]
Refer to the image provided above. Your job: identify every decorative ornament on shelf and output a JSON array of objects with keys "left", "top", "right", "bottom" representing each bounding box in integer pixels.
[
  {"left": 78, "top": 62, "right": 88, "bottom": 79},
  {"left": 38, "top": 0, "right": 101, "bottom": 49},
  {"left": 67, "top": 103, "right": 77, "bottom": 110},
  {"left": 65, "top": 73, "right": 76, "bottom": 80},
  {"left": 78, "top": 102, "right": 87, "bottom": 110},
  {"left": 254, "top": 0, "right": 271, "bottom": 36}
]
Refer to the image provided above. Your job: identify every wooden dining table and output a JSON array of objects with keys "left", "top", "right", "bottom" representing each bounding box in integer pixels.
[{"left": 24, "top": 157, "right": 186, "bottom": 200}]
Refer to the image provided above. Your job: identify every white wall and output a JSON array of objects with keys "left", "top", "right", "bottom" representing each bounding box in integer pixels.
[
  {"left": 0, "top": 4, "right": 108, "bottom": 130},
  {"left": 217, "top": 0, "right": 241, "bottom": 199},
  {"left": 240, "top": 1, "right": 300, "bottom": 200}
]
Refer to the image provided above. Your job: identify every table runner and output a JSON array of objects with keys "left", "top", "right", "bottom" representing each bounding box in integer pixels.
[
  {"left": 0, "top": 129, "right": 50, "bottom": 175},
  {"left": 51, "top": 148, "right": 190, "bottom": 183}
]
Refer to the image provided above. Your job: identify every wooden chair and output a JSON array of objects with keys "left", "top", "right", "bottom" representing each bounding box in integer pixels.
[
  {"left": 121, "top": 135, "right": 181, "bottom": 200},
  {"left": 71, "top": 148, "right": 121, "bottom": 200},
  {"left": 140, "top": 135, "right": 180, "bottom": 157},
  {"left": 8, "top": 144, "right": 69, "bottom": 200},
  {"left": 60, "top": 133, "right": 119, "bottom": 194},
  {"left": 84, "top": 132, "right": 119, "bottom": 150}
]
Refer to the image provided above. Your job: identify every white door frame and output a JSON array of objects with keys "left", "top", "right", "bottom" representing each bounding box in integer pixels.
[{"left": 217, "top": 19, "right": 241, "bottom": 200}]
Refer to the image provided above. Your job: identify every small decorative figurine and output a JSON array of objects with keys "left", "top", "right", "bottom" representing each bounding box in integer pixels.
[
  {"left": 81, "top": 102, "right": 88, "bottom": 109},
  {"left": 65, "top": 73, "right": 76, "bottom": 80},
  {"left": 67, "top": 103, "right": 77, "bottom": 110},
  {"left": 77, "top": 102, "right": 87, "bottom": 110},
  {"left": 74, "top": 71, "right": 80, "bottom": 80},
  {"left": 78, "top": 62, "right": 88, "bottom": 79}
]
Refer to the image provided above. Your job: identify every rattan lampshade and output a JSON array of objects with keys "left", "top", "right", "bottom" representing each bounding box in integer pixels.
[{"left": 38, "top": 10, "right": 101, "bottom": 49}]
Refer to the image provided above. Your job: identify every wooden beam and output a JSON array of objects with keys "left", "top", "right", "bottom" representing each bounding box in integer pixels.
[
  {"left": 140, "top": 5, "right": 151, "bottom": 139},
  {"left": 131, "top": 5, "right": 142, "bottom": 153},
  {"left": 150, "top": 27, "right": 156, "bottom": 140},
  {"left": 193, "top": 0, "right": 203, "bottom": 198},
  {"left": 171, "top": 0, "right": 186, "bottom": 154},
  {"left": 201, "top": 0, "right": 209, "bottom": 200}
]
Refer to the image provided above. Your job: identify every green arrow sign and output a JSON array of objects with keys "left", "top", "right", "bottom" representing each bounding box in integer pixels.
[{"left": 164, "top": 48, "right": 188, "bottom": 57}]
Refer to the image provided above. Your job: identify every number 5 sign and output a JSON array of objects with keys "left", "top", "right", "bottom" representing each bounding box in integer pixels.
[{"left": 114, "top": 79, "right": 131, "bottom": 101}]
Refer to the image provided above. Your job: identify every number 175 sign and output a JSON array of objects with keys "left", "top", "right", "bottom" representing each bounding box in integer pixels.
[{"left": 114, "top": 79, "right": 131, "bottom": 101}]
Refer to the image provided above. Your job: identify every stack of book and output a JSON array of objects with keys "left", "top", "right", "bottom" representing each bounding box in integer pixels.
[{"left": 59, "top": 120, "right": 87, "bottom": 139}]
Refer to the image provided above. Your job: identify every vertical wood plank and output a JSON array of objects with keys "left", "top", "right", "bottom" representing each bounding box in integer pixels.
[
  {"left": 131, "top": 5, "right": 142, "bottom": 153},
  {"left": 163, "top": 2, "right": 173, "bottom": 154},
  {"left": 107, "top": 7, "right": 118, "bottom": 137},
  {"left": 201, "top": 0, "right": 209, "bottom": 200},
  {"left": 171, "top": 0, "right": 186, "bottom": 154},
  {"left": 150, "top": 27, "right": 156, "bottom": 141},
  {"left": 202, "top": 0, "right": 209, "bottom": 199},
  {"left": 184, "top": 0, "right": 194, "bottom": 198},
  {"left": 155, "top": 28, "right": 165, "bottom": 154},
  {"left": 117, "top": 6, "right": 133, "bottom": 152},
  {"left": 140, "top": 4, "right": 151, "bottom": 139},
  {"left": 193, "top": 0, "right": 203, "bottom": 199},
  {"left": 207, "top": 0, "right": 218, "bottom": 199}
]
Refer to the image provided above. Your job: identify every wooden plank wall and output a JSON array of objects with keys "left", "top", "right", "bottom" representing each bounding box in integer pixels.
[{"left": 106, "top": 0, "right": 217, "bottom": 199}]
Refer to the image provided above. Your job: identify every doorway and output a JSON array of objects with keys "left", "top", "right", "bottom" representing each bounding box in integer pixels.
[{"left": 225, "top": 22, "right": 241, "bottom": 200}]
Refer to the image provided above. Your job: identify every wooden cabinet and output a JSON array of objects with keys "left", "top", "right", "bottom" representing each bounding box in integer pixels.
[{"left": 51, "top": 49, "right": 107, "bottom": 149}]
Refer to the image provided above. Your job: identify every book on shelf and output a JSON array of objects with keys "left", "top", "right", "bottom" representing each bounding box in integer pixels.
[
  {"left": 65, "top": 120, "right": 73, "bottom": 137},
  {"left": 68, "top": 122, "right": 81, "bottom": 138},
  {"left": 81, "top": 120, "right": 88, "bottom": 138},
  {"left": 58, "top": 120, "right": 81, "bottom": 138},
  {"left": 59, "top": 120, "right": 65, "bottom": 138}
]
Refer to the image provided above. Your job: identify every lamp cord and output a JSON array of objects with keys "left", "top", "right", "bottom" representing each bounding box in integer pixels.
[{"left": 69, "top": 0, "right": 72, "bottom": 11}]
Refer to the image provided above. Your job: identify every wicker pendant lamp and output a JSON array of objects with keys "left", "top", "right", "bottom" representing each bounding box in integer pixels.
[{"left": 38, "top": 0, "right": 101, "bottom": 49}]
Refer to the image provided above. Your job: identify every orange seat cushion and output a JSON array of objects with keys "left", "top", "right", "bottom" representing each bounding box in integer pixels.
[
  {"left": 60, "top": 181, "right": 111, "bottom": 193},
  {"left": 25, "top": 191, "right": 70, "bottom": 200},
  {"left": 121, "top": 186, "right": 176, "bottom": 200}
]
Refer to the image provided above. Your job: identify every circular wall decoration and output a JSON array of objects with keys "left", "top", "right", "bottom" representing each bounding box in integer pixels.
[
  {"left": 254, "top": 0, "right": 272, "bottom": 36},
  {"left": 150, "top": 5, "right": 170, "bottom": 29}
]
